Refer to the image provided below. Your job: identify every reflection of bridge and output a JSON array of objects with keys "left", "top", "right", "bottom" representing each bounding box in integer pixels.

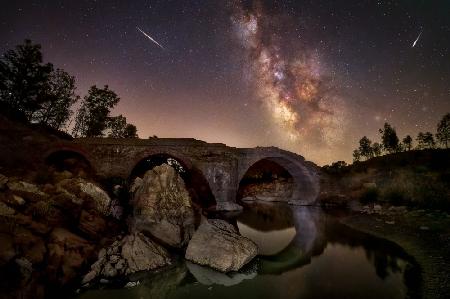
[{"left": 46, "top": 138, "right": 320, "bottom": 210}]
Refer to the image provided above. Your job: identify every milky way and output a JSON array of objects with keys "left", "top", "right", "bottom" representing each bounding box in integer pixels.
[
  {"left": 2, "top": 0, "right": 449, "bottom": 165},
  {"left": 231, "top": 2, "right": 347, "bottom": 160}
]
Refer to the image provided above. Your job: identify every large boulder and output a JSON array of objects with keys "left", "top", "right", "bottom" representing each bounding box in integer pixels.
[
  {"left": 82, "top": 233, "right": 171, "bottom": 284},
  {"left": 185, "top": 219, "right": 258, "bottom": 272},
  {"left": 130, "top": 164, "right": 195, "bottom": 248}
]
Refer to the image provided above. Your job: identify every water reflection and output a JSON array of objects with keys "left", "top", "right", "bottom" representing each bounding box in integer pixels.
[{"left": 76, "top": 203, "right": 421, "bottom": 299}]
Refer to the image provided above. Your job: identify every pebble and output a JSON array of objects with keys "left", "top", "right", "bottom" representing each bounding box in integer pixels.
[
  {"left": 99, "top": 279, "right": 109, "bottom": 284},
  {"left": 419, "top": 226, "right": 429, "bottom": 231},
  {"left": 385, "top": 221, "right": 395, "bottom": 225}
]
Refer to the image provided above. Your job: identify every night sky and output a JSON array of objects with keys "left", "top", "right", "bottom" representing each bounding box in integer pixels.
[{"left": 1, "top": 0, "right": 449, "bottom": 165}]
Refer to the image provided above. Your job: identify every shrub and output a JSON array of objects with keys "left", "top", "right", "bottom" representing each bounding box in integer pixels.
[{"left": 360, "top": 187, "right": 379, "bottom": 204}]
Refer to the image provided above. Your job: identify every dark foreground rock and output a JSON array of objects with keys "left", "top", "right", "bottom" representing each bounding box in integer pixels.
[{"left": 185, "top": 219, "right": 258, "bottom": 272}]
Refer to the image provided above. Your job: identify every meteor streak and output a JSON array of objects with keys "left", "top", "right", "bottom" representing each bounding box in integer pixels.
[
  {"left": 136, "top": 27, "right": 164, "bottom": 49},
  {"left": 412, "top": 30, "right": 422, "bottom": 48}
]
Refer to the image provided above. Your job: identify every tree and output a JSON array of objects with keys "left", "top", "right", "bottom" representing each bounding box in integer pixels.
[
  {"left": 372, "top": 142, "right": 382, "bottom": 157},
  {"left": 402, "top": 135, "right": 413, "bottom": 151},
  {"left": 379, "top": 123, "right": 399, "bottom": 153},
  {"left": 123, "top": 124, "right": 138, "bottom": 138},
  {"left": 32, "top": 69, "right": 79, "bottom": 129},
  {"left": 353, "top": 149, "right": 361, "bottom": 162},
  {"left": 358, "top": 136, "right": 373, "bottom": 160},
  {"left": 72, "top": 85, "right": 120, "bottom": 137},
  {"left": 436, "top": 113, "right": 450, "bottom": 148},
  {"left": 416, "top": 132, "right": 436, "bottom": 149},
  {"left": 106, "top": 115, "right": 138, "bottom": 138},
  {"left": 0, "top": 39, "right": 53, "bottom": 120}
]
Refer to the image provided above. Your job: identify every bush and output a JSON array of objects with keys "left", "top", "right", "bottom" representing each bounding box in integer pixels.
[{"left": 360, "top": 187, "right": 379, "bottom": 204}]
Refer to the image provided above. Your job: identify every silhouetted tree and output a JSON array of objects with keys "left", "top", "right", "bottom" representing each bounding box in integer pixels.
[
  {"left": 416, "top": 132, "right": 436, "bottom": 149},
  {"left": 72, "top": 85, "right": 120, "bottom": 137},
  {"left": 0, "top": 39, "right": 53, "bottom": 120},
  {"left": 353, "top": 149, "right": 361, "bottom": 162},
  {"left": 123, "top": 124, "right": 138, "bottom": 138},
  {"left": 358, "top": 136, "right": 373, "bottom": 160},
  {"left": 379, "top": 123, "right": 399, "bottom": 153},
  {"left": 107, "top": 115, "right": 138, "bottom": 138},
  {"left": 372, "top": 142, "right": 382, "bottom": 157},
  {"left": 436, "top": 113, "right": 450, "bottom": 148},
  {"left": 33, "top": 69, "right": 79, "bottom": 129},
  {"left": 402, "top": 135, "right": 413, "bottom": 151}
]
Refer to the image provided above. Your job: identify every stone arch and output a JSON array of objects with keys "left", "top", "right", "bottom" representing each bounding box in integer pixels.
[
  {"left": 238, "top": 154, "right": 319, "bottom": 204},
  {"left": 44, "top": 147, "right": 93, "bottom": 175},
  {"left": 129, "top": 151, "right": 216, "bottom": 208}
]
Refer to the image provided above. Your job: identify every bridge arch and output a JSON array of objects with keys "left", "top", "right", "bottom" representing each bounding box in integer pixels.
[
  {"left": 237, "top": 153, "right": 319, "bottom": 204},
  {"left": 44, "top": 147, "right": 94, "bottom": 175},
  {"left": 129, "top": 151, "right": 216, "bottom": 208}
]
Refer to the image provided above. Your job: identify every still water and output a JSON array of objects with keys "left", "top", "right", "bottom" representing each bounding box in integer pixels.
[{"left": 77, "top": 203, "right": 421, "bottom": 299}]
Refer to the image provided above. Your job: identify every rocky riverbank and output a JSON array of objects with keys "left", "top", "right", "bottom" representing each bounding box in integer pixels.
[
  {"left": 340, "top": 204, "right": 450, "bottom": 299},
  {"left": 0, "top": 163, "right": 259, "bottom": 298}
]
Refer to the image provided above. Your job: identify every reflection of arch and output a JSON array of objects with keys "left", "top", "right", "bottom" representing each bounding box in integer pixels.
[
  {"left": 238, "top": 155, "right": 319, "bottom": 204},
  {"left": 44, "top": 147, "right": 93, "bottom": 174},
  {"left": 129, "top": 152, "right": 216, "bottom": 208}
]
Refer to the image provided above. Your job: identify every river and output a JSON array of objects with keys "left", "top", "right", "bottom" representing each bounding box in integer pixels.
[{"left": 76, "top": 202, "right": 421, "bottom": 299}]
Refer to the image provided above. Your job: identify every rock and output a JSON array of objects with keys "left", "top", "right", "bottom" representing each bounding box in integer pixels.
[
  {"left": 78, "top": 209, "right": 106, "bottom": 239},
  {"left": 185, "top": 219, "right": 258, "bottom": 272},
  {"left": 101, "top": 262, "right": 118, "bottom": 277},
  {"left": 109, "top": 198, "right": 123, "bottom": 220},
  {"left": 0, "top": 173, "right": 8, "bottom": 190},
  {"left": 47, "top": 228, "right": 95, "bottom": 284},
  {"left": 125, "top": 281, "right": 140, "bottom": 288},
  {"left": 57, "top": 178, "right": 111, "bottom": 216},
  {"left": 15, "top": 258, "right": 33, "bottom": 281},
  {"left": 374, "top": 204, "right": 382, "bottom": 212},
  {"left": 115, "top": 258, "right": 126, "bottom": 271},
  {"left": 12, "top": 195, "right": 26, "bottom": 206},
  {"left": 99, "top": 278, "right": 109, "bottom": 284},
  {"left": 419, "top": 226, "right": 429, "bottom": 231},
  {"left": 215, "top": 202, "right": 243, "bottom": 212},
  {"left": 109, "top": 254, "right": 120, "bottom": 264},
  {"left": 0, "top": 233, "right": 16, "bottom": 266},
  {"left": 121, "top": 233, "right": 171, "bottom": 274},
  {"left": 0, "top": 201, "right": 15, "bottom": 216},
  {"left": 78, "top": 182, "right": 111, "bottom": 216},
  {"left": 385, "top": 220, "right": 395, "bottom": 225},
  {"left": 7, "top": 180, "right": 48, "bottom": 201},
  {"left": 363, "top": 182, "right": 377, "bottom": 189},
  {"left": 82, "top": 233, "right": 171, "bottom": 283},
  {"left": 131, "top": 164, "right": 195, "bottom": 248},
  {"left": 53, "top": 170, "right": 73, "bottom": 182},
  {"left": 81, "top": 269, "right": 98, "bottom": 285},
  {"left": 241, "top": 196, "right": 256, "bottom": 202}
]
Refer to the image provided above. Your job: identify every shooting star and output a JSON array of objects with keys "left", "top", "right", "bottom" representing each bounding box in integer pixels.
[
  {"left": 136, "top": 27, "right": 164, "bottom": 50},
  {"left": 411, "top": 30, "right": 422, "bottom": 48}
]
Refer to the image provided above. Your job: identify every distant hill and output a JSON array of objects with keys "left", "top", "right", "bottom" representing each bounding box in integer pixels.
[{"left": 319, "top": 149, "right": 450, "bottom": 210}]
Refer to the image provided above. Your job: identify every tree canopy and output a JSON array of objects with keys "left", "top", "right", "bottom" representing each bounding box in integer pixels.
[
  {"left": 379, "top": 123, "right": 399, "bottom": 153},
  {"left": 72, "top": 85, "right": 120, "bottom": 137},
  {"left": 436, "top": 113, "right": 450, "bottom": 148}
]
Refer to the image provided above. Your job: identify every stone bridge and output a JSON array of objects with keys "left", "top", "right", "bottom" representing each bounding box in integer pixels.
[{"left": 46, "top": 138, "right": 320, "bottom": 211}]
